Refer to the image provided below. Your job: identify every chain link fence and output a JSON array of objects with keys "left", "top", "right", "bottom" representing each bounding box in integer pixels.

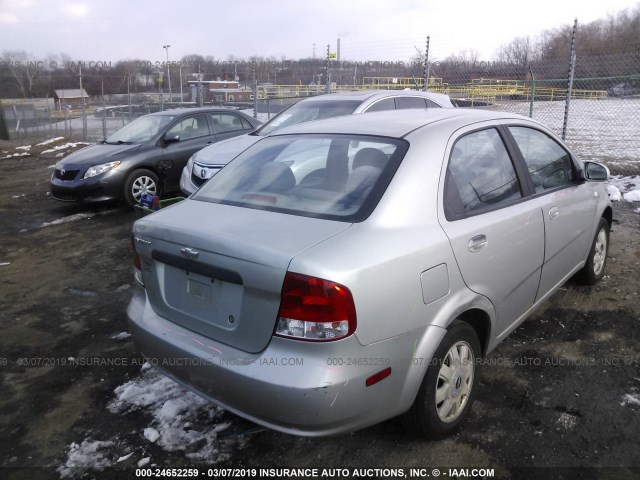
[
  {"left": 1, "top": 53, "right": 638, "bottom": 175},
  {"left": 417, "top": 52, "right": 639, "bottom": 175}
]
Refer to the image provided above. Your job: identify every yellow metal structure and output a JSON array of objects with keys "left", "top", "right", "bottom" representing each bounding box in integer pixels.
[{"left": 256, "top": 77, "right": 608, "bottom": 104}]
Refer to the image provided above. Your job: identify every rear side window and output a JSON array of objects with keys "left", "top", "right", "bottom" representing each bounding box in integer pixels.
[
  {"left": 445, "top": 128, "right": 522, "bottom": 217},
  {"left": 210, "top": 113, "right": 245, "bottom": 134},
  {"left": 396, "top": 97, "right": 427, "bottom": 109},
  {"left": 193, "top": 134, "right": 408, "bottom": 222},
  {"left": 508, "top": 127, "right": 575, "bottom": 192},
  {"left": 168, "top": 114, "right": 210, "bottom": 140},
  {"left": 240, "top": 116, "right": 255, "bottom": 130}
]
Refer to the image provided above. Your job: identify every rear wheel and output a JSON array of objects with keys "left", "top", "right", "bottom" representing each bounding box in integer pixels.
[
  {"left": 124, "top": 169, "right": 160, "bottom": 208},
  {"left": 576, "top": 217, "right": 609, "bottom": 285},
  {"left": 401, "top": 320, "right": 481, "bottom": 439}
]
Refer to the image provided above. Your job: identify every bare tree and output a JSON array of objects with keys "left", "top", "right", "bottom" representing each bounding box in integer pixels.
[
  {"left": 1, "top": 50, "right": 41, "bottom": 97},
  {"left": 495, "top": 37, "right": 533, "bottom": 66}
]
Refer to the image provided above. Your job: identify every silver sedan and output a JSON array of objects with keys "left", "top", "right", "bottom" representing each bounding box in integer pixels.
[{"left": 128, "top": 108, "right": 611, "bottom": 438}]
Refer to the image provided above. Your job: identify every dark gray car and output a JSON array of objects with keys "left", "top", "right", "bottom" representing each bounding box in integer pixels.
[{"left": 50, "top": 108, "right": 261, "bottom": 206}]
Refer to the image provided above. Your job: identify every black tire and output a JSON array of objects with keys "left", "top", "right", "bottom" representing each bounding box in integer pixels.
[
  {"left": 401, "top": 320, "right": 481, "bottom": 439},
  {"left": 576, "top": 217, "right": 610, "bottom": 285},
  {"left": 124, "top": 169, "right": 160, "bottom": 208}
]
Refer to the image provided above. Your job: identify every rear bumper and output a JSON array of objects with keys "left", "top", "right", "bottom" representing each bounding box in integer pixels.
[{"left": 127, "top": 285, "right": 446, "bottom": 436}]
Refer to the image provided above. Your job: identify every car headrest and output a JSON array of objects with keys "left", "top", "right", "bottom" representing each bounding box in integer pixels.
[
  {"left": 255, "top": 162, "right": 296, "bottom": 192},
  {"left": 353, "top": 148, "right": 388, "bottom": 170}
]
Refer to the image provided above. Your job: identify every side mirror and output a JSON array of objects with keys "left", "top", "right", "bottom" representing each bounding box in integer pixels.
[
  {"left": 164, "top": 133, "right": 180, "bottom": 144},
  {"left": 583, "top": 162, "right": 609, "bottom": 182}
]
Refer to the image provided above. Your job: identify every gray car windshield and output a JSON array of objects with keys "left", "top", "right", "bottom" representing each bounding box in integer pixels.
[
  {"left": 193, "top": 134, "right": 408, "bottom": 222},
  {"left": 105, "top": 115, "right": 174, "bottom": 144},
  {"left": 255, "top": 100, "right": 361, "bottom": 136}
]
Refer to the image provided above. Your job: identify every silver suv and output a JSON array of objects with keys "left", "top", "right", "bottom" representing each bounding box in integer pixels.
[{"left": 179, "top": 90, "right": 454, "bottom": 196}]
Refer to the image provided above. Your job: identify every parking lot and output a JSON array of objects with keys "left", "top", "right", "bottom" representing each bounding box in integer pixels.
[{"left": 1, "top": 144, "right": 639, "bottom": 479}]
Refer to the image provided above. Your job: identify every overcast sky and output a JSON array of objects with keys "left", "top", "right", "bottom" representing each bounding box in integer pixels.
[{"left": 1, "top": 0, "right": 638, "bottom": 63}]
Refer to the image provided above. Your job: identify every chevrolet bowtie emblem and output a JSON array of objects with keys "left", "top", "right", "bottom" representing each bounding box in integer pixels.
[{"left": 180, "top": 247, "right": 199, "bottom": 259}]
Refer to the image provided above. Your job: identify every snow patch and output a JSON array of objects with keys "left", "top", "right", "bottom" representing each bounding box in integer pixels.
[
  {"left": 36, "top": 136, "right": 65, "bottom": 146},
  {"left": 607, "top": 185, "right": 622, "bottom": 201},
  {"left": 623, "top": 190, "right": 640, "bottom": 202},
  {"left": 607, "top": 175, "right": 640, "bottom": 203},
  {"left": 39, "top": 208, "right": 118, "bottom": 228},
  {"left": 58, "top": 365, "right": 245, "bottom": 474},
  {"left": 111, "top": 331, "right": 131, "bottom": 340},
  {"left": 41, "top": 141, "right": 90, "bottom": 154},
  {"left": 116, "top": 452, "right": 134, "bottom": 463},
  {"left": 58, "top": 439, "right": 115, "bottom": 477},
  {"left": 40, "top": 213, "right": 93, "bottom": 227},
  {"left": 621, "top": 393, "right": 640, "bottom": 407},
  {"left": 108, "top": 366, "right": 234, "bottom": 462},
  {"left": 15, "top": 145, "right": 31, "bottom": 150},
  {"left": 557, "top": 412, "right": 578, "bottom": 429},
  {"left": 1, "top": 152, "right": 30, "bottom": 159},
  {"left": 143, "top": 428, "right": 160, "bottom": 443}
]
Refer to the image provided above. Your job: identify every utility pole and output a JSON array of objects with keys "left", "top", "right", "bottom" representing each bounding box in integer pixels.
[
  {"left": 78, "top": 65, "right": 87, "bottom": 140},
  {"left": 159, "top": 72, "right": 164, "bottom": 111},
  {"left": 101, "top": 81, "right": 107, "bottom": 140},
  {"left": 179, "top": 65, "right": 183, "bottom": 105},
  {"left": 424, "top": 35, "right": 430, "bottom": 92},
  {"left": 337, "top": 37, "right": 341, "bottom": 86},
  {"left": 127, "top": 75, "right": 132, "bottom": 121},
  {"left": 562, "top": 19, "right": 578, "bottom": 141},
  {"left": 252, "top": 61, "right": 257, "bottom": 118},
  {"left": 163, "top": 44, "right": 172, "bottom": 103},
  {"left": 325, "top": 44, "right": 330, "bottom": 94}
]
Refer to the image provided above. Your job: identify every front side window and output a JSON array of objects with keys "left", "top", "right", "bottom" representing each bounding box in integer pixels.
[
  {"left": 445, "top": 128, "right": 522, "bottom": 217},
  {"left": 508, "top": 126, "right": 574, "bottom": 192},
  {"left": 105, "top": 115, "right": 174, "bottom": 144},
  {"left": 167, "top": 114, "right": 210, "bottom": 140},
  {"left": 365, "top": 98, "right": 396, "bottom": 112},
  {"left": 193, "top": 134, "right": 408, "bottom": 222}
]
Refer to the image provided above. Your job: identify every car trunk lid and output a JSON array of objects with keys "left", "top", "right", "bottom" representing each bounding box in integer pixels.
[{"left": 134, "top": 199, "right": 350, "bottom": 353}]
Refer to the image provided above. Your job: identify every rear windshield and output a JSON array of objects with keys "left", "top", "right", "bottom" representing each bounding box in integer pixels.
[
  {"left": 192, "top": 134, "right": 408, "bottom": 222},
  {"left": 255, "top": 100, "right": 362, "bottom": 136}
]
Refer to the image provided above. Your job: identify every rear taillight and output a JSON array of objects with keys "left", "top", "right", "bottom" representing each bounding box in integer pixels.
[
  {"left": 131, "top": 237, "right": 144, "bottom": 287},
  {"left": 275, "top": 272, "right": 356, "bottom": 341}
]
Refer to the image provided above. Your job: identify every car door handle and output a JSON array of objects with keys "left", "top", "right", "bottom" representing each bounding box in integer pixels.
[
  {"left": 205, "top": 141, "right": 213, "bottom": 145},
  {"left": 468, "top": 235, "right": 487, "bottom": 253},
  {"left": 548, "top": 207, "right": 560, "bottom": 219}
]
